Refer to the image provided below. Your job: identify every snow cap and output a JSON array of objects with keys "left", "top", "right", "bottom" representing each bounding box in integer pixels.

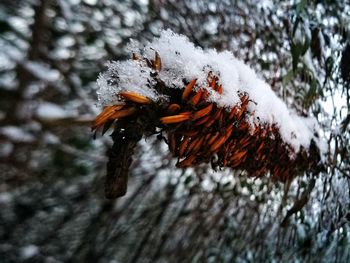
[{"left": 97, "top": 29, "right": 323, "bottom": 153}]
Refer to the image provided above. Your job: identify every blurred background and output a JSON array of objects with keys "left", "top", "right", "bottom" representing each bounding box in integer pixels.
[{"left": 0, "top": 0, "right": 349, "bottom": 262}]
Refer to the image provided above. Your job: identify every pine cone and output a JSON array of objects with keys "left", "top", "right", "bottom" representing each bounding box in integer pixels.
[{"left": 93, "top": 52, "right": 323, "bottom": 198}]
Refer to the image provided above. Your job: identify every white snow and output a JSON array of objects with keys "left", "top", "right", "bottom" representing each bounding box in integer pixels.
[
  {"left": 0, "top": 192, "right": 13, "bottom": 204},
  {"left": 23, "top": 61, "right": 60, "bottom": 82},
  {"left": 97, "top": 29, "right": 324, "bottom": 153},
  {"left": 0, "top": 126, "right": 35, "bottom": 143},
  {"left": 20, "top": 245, "right": 39, "bottom": 259},
  {"left": 0, "top": 142, "right": 14, "bottom": 157},
  {"left": 97, "top": 60, "right": 159, "bottom": 104},
  {"left": 83, "top": 0, "right": 98, "bottom": 5},
  {"left": 35, "top": 102, "right": 69, "bottom": 120}
]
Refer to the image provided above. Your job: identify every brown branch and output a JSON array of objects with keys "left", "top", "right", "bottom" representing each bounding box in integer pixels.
[
  {"left": 33, "top": 115, "right": 94, "bottom": 127},
  {"left": 104, "top": 120, "right": 143, "bottom": 198},
  {"left": 280, "top": 178, "right": 316, "bottom": 227},
  {"left": 12, "top": 0, "right": 51, "bottom": 123},
  {"left": 341, "top": 113, "right": 350, "bottom": 133}
]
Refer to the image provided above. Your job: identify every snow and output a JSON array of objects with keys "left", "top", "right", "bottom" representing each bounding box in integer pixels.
[
  {"left": 83, "top": 0, "right": 98, "bottom": 5},
  {"left": 35, "top": 102, "right": 69, "bottom": 120},
  {"left": 23, "top": 61, "right": 60, "bottom": 82},
  {"left": 97, "top": 29, "right": 324, "bottom": 153},
  {"left": 97, "top": 60, "right": 159, "bottom": 104},
  {"left": 0, "top": 126, "right": 35, "bottom": 143},
  {"left": 0, "top": 192, "right": 13, "bottom": 204},
  {"left": 43, "top": 132, "right": 60, "bottom": 144},
  {"left": 20, "top": 245, "right": 39, "bottom": 259},
  {"left": 0, "top": 142, "right": 13, "bottom": 157},
  {"left": 57, "top": 0, "right": 74, "bottom": 20}
]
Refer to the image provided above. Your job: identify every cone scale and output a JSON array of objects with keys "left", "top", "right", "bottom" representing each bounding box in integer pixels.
[{"left": 93, "top": 52, "right": 322, "bottom": 198}]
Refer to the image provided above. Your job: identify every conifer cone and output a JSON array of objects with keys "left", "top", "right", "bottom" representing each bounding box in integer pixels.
[{"left": 93, "top": 52, "right": 323, "bottom": 198}]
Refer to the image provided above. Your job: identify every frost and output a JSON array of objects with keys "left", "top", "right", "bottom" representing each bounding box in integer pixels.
[
  {"left": 97, "top": 29, "right": 323, "bottom": 152},
  {"left": 97, "top": 60, "right": 158, "bottom": 105}
]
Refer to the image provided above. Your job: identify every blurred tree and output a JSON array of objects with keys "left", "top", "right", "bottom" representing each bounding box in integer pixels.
[{"left": 0, "top": 0, "right": 349, "bottom": 262}]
